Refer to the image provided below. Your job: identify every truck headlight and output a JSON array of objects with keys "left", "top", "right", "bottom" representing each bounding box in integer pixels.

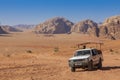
[{"left": 85, "top": 58, "right": 89, "bottom": 62}]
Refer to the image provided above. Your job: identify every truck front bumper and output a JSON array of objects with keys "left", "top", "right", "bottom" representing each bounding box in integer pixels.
[{"left": 69, "top": 60, "right": 88, "bottom": 68}]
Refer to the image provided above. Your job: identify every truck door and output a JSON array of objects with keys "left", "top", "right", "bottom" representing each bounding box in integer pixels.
[{"left": 91, "top": 49, "right": 98, "bottom": 65}]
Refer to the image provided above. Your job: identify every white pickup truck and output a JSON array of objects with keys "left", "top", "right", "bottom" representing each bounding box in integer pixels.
[{"left": 68, "top": 48, "right": 103, "bottom": 72}]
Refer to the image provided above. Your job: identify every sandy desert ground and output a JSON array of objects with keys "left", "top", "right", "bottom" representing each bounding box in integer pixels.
[{"left": 0, "top": 32, "right": 120, "bottom": 80}]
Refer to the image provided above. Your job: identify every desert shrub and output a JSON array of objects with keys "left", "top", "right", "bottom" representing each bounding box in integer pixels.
[
  {"left": 54, "top": 47, "right": 59, "bottom": 53},
  {"left": 6, "top": 54, "right": 11, "bottom": 57},
  {"left": 5, "top": 54, "right": 11, "bottom": 58},
  {"left": 109, "top": 49, "right": 113, "bottom": 52},
  {"left": 109, "top": 49, "right": 114, "bottom": 54},
  {"left": 26, "top": 50, "right": 32, "bottom": 53}
]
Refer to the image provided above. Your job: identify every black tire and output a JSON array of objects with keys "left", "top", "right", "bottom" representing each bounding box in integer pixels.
[
  {"left": 88, "top": 61, "right": 93, "bottom": 71},
  {"left": 71, "top": 67, "right": 75, "bottom": 72},
  {"left": 98, "top": 59, "right": 102, "bottom": 69}
]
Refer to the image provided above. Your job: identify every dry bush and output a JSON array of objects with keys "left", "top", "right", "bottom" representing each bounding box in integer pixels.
[
  {"left": 4, "top": 54, "right": 11, "bottom": 58},
  {"left": 54, "top": 47, "right": 59, "bottom": 53},
  {"left": 26, "top": 50, "right": 33, "bottom": 53},
  {"left": 109, "top": 49, "right": 113, "bottom": 52}
]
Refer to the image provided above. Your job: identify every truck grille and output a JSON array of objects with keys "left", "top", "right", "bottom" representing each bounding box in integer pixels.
[{"left": 73, "top": 59, "right": 84, "bottom": 62}]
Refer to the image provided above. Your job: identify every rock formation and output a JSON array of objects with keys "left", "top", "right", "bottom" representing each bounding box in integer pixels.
[
  {"left": 99, "top": 15, "right": 120, "bottom": 40},
  {"left": 71, "top": 19, "right": 99, "bottom": 37},
  {"left": 2, "top": 25, "right": 22, "bottom": 32},
  {"left": 0, "top": 26, "right": 8, "bottom": 34},
  {"left": 34, "top": 17, "right": 74, "bottom": 34},
  {"left": 34, "top": 15, "right": 120, "bottom": 40}
]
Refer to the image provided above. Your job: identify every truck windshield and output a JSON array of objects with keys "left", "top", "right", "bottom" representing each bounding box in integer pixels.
[{"left": 74, "top": 50, "right": 91, "bottom": 56}]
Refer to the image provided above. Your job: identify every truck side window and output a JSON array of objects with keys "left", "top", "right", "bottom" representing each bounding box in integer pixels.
[
  {"left": 98, "top": 50, "right": 102, "bottom": 54},
  {"left": 92, "top": 50, "right": 96, "bottom": 56}
]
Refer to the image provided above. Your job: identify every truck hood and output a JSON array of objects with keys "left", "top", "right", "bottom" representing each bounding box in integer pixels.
[{"left": 69, "top": 55, "right": 90, "bottom": 60}]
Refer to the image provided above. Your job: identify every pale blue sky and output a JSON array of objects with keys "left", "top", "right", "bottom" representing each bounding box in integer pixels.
[{"left": 0, "top": 0, "right": 120, "bottom": 25}]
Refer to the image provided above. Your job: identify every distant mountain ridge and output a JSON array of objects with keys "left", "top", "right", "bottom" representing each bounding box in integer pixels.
[
  {"left": 34, "top": 15, "right": 120, "bottom": 40},
  {"left": 0, "top": 25, "right": 22, "bottom": 34},
  {"left": 13, "top": 24, "right": 35, "bottom": 31},
  {"left": 1, "top": 15, "right": 120, "bottom": 40},
  {"left": 1, "top": 25, "right": 22, "bottom": 32}
]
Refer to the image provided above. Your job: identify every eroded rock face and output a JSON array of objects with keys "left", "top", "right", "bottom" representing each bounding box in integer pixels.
[
  {"left": 99, "top": 15, "right": 120, "bottom": 40},
  {"left": 34, "top": 17, "right": 74, "bottom": 34},
  {"left": 71, "top": 20, "right": 99, "bottom": 37}
]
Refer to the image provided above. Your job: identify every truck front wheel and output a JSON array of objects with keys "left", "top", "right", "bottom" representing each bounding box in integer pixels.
[
  {"left": 88, "top": 61, "right": 93, "bottom": 71},
  {"left": 71, "top": 67, "right": 75, "bottom": 72}
]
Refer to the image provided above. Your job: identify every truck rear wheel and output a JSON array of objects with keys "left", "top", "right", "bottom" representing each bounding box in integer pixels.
[
  {"left": 88, "top": 61, "right": 93, "bottom": 71},
  {"left": 71, "top": 67, "right": 75, "bottom": 72}
]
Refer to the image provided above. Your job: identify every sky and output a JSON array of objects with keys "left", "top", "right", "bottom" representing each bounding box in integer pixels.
[{"left": 0, "top": 0, "right": 120, "bottom": 25}]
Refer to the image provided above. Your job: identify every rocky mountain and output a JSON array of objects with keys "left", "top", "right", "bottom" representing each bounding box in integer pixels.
[
  {"left": 0, "top": 26, "right": 8, "bottom": 34},
  {"left": 99, "top": 15, "right": 120, "bottom": 40},
  {"left": 1, "top": 25, "right": 22, "bottom": 32},
  {"left": 34, "top": 17, "right": 74, "bottom": 34},
  {"left": 71, "top": 20, "right": 99, "bottom": 37},
  {"left": 33, "top": 15, "right": 120, "bottom": 40}
]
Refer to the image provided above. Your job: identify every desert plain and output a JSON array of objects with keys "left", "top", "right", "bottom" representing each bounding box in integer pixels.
[{"left": 0, "top": 32, "right": 120, "bottom": 80}]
